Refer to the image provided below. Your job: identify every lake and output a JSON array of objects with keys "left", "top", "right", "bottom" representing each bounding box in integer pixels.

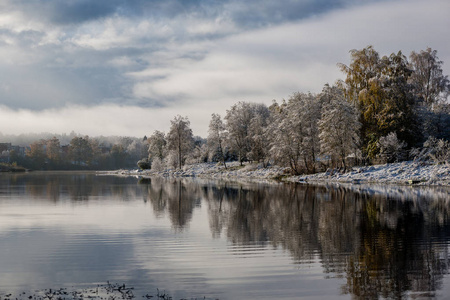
[{"left": 0, "top": 172, "right": 449, "bottom": 299}]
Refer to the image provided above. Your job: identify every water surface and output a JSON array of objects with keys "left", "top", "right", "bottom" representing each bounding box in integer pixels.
[{"left": 0, "top": 172, "right": 449, "bottom": 299}]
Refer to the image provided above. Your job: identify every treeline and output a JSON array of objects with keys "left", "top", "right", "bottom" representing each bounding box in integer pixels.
[
  {"left": 141, "top": 46, "right": 450, "bottom": 174},
  {"left": 3, "top": 46, "right": 449, "bottom": 173},
  {"left": 7, "top": 135, "right": 148, "bottom": 170}
]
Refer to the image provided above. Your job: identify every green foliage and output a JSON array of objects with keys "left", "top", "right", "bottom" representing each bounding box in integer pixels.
[{"left": 339, "top": 46, "right": 423, "bottom": 159}]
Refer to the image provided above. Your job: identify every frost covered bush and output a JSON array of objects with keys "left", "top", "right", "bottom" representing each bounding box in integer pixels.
[
  {"left": 151, "top": 157, "right": 164, "bottom": 172},
  {"left": 377, "top": 132, "right": 406, "bottom": 163},
  {"left": 412, "top": 136, "right": 450, "bottom": 164}
]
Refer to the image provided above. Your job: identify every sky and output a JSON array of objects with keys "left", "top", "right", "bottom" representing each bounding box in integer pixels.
[{"left": 0, "top": 0, "right": 449, "bottom": 138}]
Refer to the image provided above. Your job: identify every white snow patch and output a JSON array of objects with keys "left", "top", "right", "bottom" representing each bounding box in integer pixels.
[{"left": 101, "top": 161, "right": 450, "bottom": 186}]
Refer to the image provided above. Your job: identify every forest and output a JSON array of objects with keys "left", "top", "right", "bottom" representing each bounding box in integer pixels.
[{"left": 1, "top": 46, "right": 449, "bottom": 174}]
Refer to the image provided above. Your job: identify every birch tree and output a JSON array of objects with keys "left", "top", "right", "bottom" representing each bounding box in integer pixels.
[
  {"left": 167, "top": 115, "right": 194, "bottom": 169},
  {"left": 224, "top": 102, "right": 269, "bottom": 165},
  {"left": 224, "top": 102, "right": 253, "bottom": 165},
  {"left": 409, "top": 48, "right": 450, "bottom": 107},
  {"left": 319, "top": 90, "right": 361, "bottom": 169},
  {"left": 269, "top": 93, "right": 321, "bottom": 174},
  {"left": 148, "top": 130, "right": 167, "bottom": 161},
  {"left": 207, "top": 113, "right": 228, "bottom": 168}
]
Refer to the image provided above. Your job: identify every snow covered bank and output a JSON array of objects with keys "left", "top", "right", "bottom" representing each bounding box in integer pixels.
[
  {"left": 102, "top": 162, "right": 289, "bottom": 182},
  {"left": 287, "top": 161, "right": 450, "bottom": 186},
  {"left": 102, "top": 161, "right": 450, "bottom": 186}
]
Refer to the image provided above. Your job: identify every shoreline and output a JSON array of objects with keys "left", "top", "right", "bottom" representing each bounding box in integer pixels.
[{"left": 102, "top": 160, "right": 450, "bottom": 187}]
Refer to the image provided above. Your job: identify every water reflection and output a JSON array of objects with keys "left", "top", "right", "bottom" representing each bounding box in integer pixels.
[
  {"left": 1, "top": 173, "right": 450, "bottom": 299},
  {"left": 0, "top": 172, "right": 143, "bottom": 202},
  {"left": 140, "top": 179, "right": 450, "bottom": 299}
]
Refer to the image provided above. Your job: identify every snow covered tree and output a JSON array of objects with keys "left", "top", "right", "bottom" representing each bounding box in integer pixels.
[
  {"left": 186, "top": 136, "right": 208, "bottom": 165},
  {"left": 409, "top": 48, "right": 450, "bottom": 107},
  {"left": 338, "top": 46, "right": 382, "bottom": 158},
  {"left": 268, "top": 100, "right": 303, "bottom": 173},
  {"left": 224, "top": 102, "right": 253, "bottom": 165},
  {"left": 422, "top": 136, "right": 450, "bottom": 164},
  {"left": 339, "top": 47, "right": 420, "bottom": 158},
  {"left": 224, "top": 101, "right": 269, "bottom": 165},
  {"left": 338, "top": 45, "right": 381, "bottom": 107},
  {"left": 248, "top": 112, "right": 270, "bottom": 167},
  {"left": 127, "top": 140, "right": 148, "bottom": 164},
  {"left": 148, "top": 130, "right": 167, "bottom": 162},
  {"left": 269, "top": 93, "right": 321, "bottom": 174},
  {"left": 167, "top": 115, "right": 194, "bottom": 169},
  {"left": 319, "top": 87, "right": 361, "bottom": 169},
  {"left": 378, "top": 51, "right": 419, "bottom": 147},
  {"left": 298, "top": 93, "right": 322, "bottom": 173},
  {"left": 207, "top": 113, "right": 228, "bottom": 168},
  {"left": 377, "top": 132, "right": 406, "bottom": 163}
]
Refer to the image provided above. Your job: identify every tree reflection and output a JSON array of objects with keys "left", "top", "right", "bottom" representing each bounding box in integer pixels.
[
  {"left": 0, "top": 172, "right": 142, "bottom": 202},
  {"left": 199, "top": 181, "right": 450, "bottom": 299},
  {"left": 342, "top": 195, "right": 450, "bottom": 299},
  {"left": 141, "top": 177, "right": 199, "bottom": 230}
]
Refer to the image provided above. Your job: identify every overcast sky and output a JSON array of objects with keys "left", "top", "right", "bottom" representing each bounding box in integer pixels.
[{"left": 0, "top": 0, "right": 449, "bottom": 138}]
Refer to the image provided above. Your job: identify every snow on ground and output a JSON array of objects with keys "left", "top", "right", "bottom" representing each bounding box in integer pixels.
[
  {"left": 289, "top": 161, "right": 450, "bottom": 186},
  {"left": 103, "top": 161, "right": 450, "bottom": 186},
  {"left": 105, "top": 161, "right": 289, "bottom": 183}
]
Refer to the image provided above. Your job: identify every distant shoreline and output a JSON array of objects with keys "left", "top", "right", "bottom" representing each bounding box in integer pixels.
[{"left": 0, "top": 164, "right": 27, "bottom": 172}]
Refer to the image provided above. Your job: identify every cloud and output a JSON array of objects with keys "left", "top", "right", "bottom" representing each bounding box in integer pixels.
[
  {"left": 131, "top": 0, "right": 450, "bottom": 106},
  {"left": 0, "top": 0, "right": 448, "bottom": 138}
]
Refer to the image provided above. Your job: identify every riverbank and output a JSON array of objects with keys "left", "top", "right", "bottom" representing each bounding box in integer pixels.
[
  {"left": 104, "top": 160, "right": 450, "bottom": 186},
  {"left": 287, "top": 161, "right": 450, "bottom": 186}
]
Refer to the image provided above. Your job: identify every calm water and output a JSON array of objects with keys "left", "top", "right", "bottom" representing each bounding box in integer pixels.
[{"left": 0, "top": 172, "right": 450, "bottom": 299}]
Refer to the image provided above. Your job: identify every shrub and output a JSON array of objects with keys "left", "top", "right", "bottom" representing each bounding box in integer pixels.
[
  {"left": 377, "top": 132, "right": 406, "bottom": 163},
  {"left": 411, "top": 136, "right": 450, "bottom": 164},
  {"left": 137, "top": 159, "right": 151, "bottom": 170}
]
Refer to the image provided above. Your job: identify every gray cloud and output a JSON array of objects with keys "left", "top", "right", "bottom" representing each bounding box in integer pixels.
[
  {"left": 0, "top": 0, "right": 448, "bottom": 137},
  {"left": 7, "top": 0, "right": 377, "bottom": 29}
]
